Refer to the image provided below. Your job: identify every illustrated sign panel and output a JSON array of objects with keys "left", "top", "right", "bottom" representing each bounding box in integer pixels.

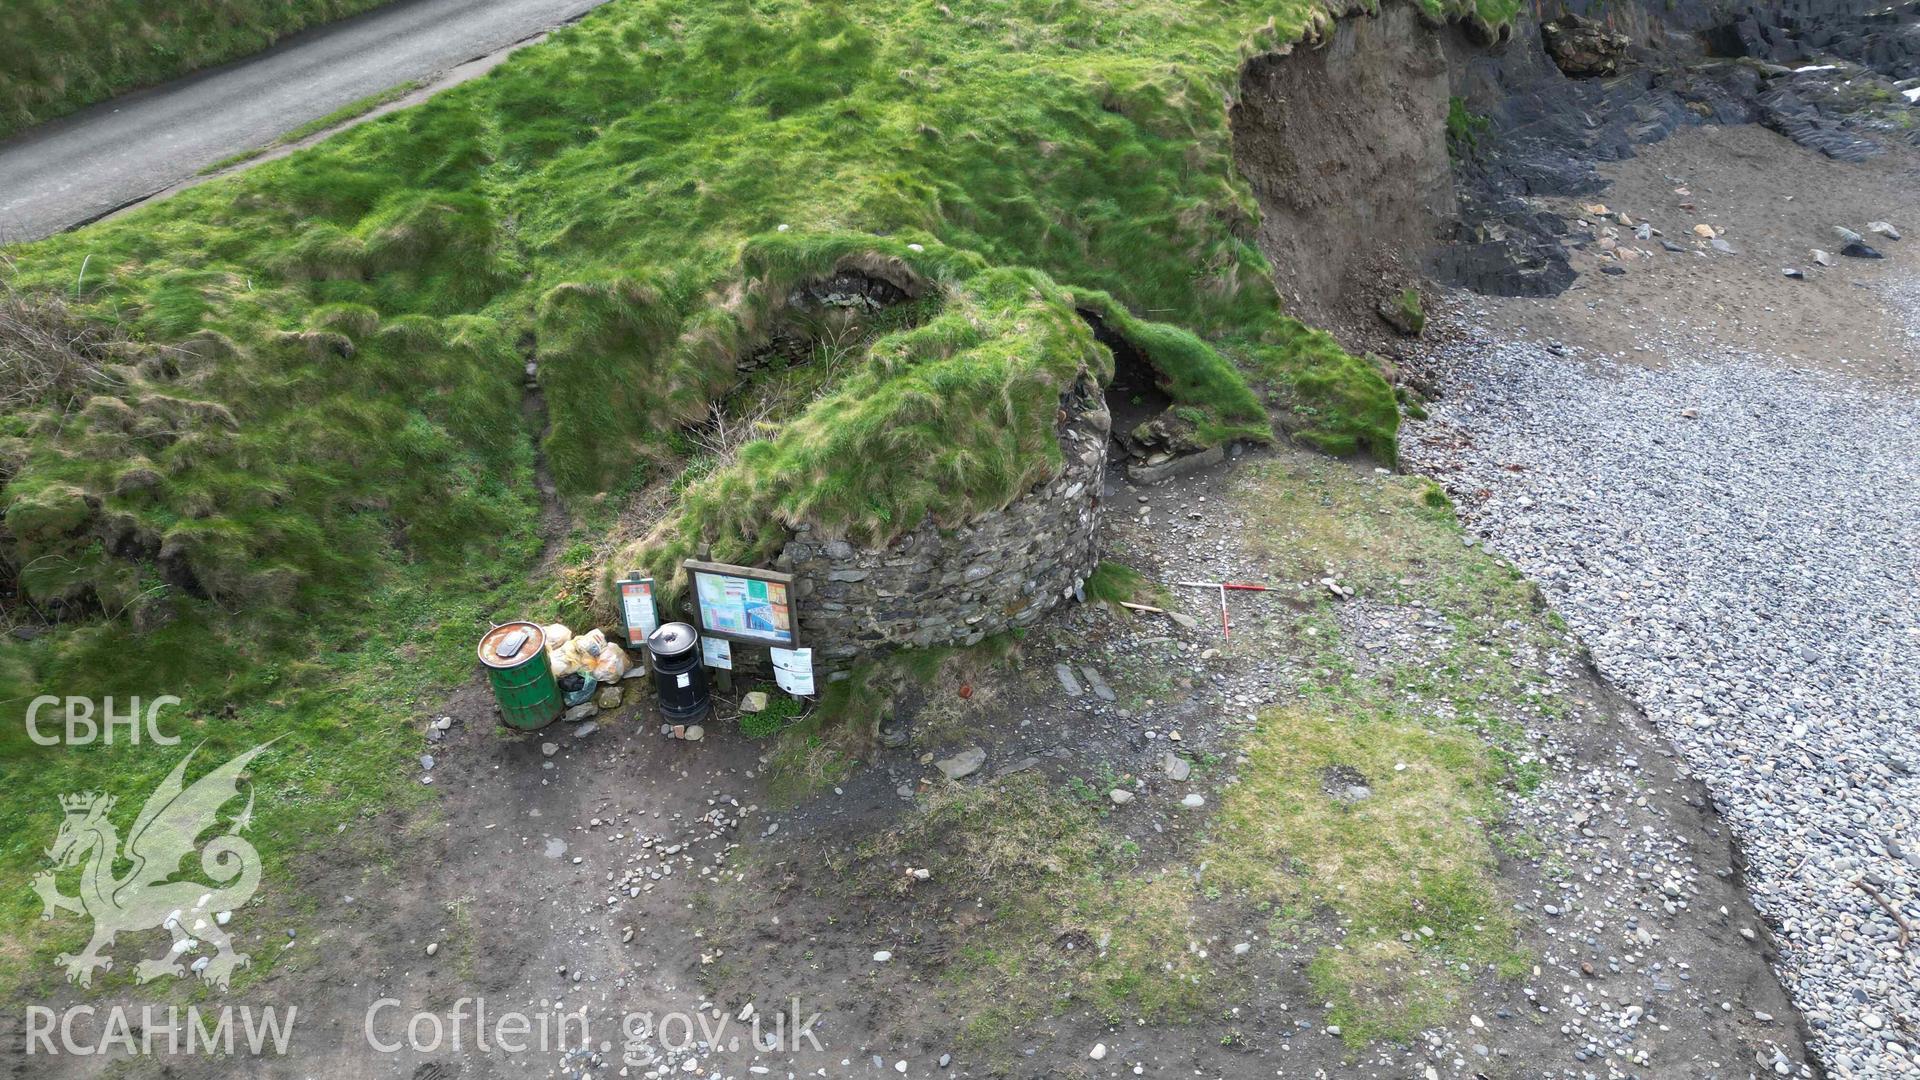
[
  {"left": 684, "top": 560, "right": 798, "bottom": 648},
  {"left": 617, "top": 576, "right": 659, "bottom": 647}
]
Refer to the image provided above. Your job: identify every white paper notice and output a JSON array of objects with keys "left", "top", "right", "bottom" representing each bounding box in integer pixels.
[
  {"left": 770, "top": 647, "right": 815, "bottom": 696},
  {"left": 701, "top": 636, "right": 732, "bottom": 670},
  {"left": 619, "top": 578, "right": 658, "bottom": 643}
]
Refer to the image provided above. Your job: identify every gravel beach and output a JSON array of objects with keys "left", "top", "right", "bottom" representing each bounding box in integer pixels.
[{"left": 1407, "top": 321, "right": 1920, "bottom": 1076}]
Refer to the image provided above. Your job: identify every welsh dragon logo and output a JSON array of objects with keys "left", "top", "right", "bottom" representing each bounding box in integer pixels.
[{"left": 33, "top": 741, "right": 274, "bottom": 990}]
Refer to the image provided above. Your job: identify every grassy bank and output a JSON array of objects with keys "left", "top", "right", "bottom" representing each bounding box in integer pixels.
[
  {"left": 0, "top": 0, "right": 1520, "bottom": 999},
  {"left": 0, "top": 0, "right": 1528, "bottom": 636},
  {"left": 0, "top": 0, "right": 397, "bottom": 141}
]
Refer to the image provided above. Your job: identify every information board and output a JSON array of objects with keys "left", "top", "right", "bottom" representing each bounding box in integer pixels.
[
  {"left": 684, "top": 560, "right": 799, "bottom": 648},
  {"left": 616, "top": 576, "right": 659, "bottom": 650}
]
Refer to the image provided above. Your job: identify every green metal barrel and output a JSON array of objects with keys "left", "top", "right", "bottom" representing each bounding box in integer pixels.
[{"left": 478, "top": 621, "right": 563, "bottom": 731}]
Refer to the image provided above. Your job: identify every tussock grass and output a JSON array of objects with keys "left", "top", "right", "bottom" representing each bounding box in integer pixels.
[
  {"left": 2, "top": 0, "right": 1523, "bottom": 631},
  {"left": 1083, "top": 561, "right": 1151, "bottom": 607},
  {"left": 0, "top": 276, "right": 127, "bottom": 415},
  {"left": 0, "top": 0, "right": 397, "bottom": 140}
]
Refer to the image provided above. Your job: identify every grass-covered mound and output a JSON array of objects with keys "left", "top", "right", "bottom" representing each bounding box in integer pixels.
[
  {"left": 0, "top": 0, "right": 396, "bottom": 140},
  {"left": 3, "top": 0, "right": 1524, "bottom": 634}
]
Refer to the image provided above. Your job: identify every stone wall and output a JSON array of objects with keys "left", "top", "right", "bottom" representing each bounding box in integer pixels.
[{"left": 776, "top": 391, "right": 1110, "bottom": 676}]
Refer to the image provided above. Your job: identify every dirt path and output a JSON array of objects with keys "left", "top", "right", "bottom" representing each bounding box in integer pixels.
[{"left": 11, "top": 438, "right": 1807, "bottom": 1079}]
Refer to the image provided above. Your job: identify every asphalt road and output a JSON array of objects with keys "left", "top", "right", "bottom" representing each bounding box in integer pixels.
[{"left": 0, "top": 0, "right": 609, "bottom": 245}]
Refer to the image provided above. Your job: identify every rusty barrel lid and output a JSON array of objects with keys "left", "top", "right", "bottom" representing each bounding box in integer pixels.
[{"left": 478, "top": 621, "right": 547, "bottom": 669}]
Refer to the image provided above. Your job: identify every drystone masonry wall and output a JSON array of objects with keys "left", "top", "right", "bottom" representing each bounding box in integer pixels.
[{"left": 777, "top": 397, "right": 1110, "bottom": 676}]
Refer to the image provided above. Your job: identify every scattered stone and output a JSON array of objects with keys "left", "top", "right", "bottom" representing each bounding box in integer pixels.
[
  {"left": 1840, "top": 241, "right": 1884, "bottom": 259},
  {"left": 1127, "top": 444, "right": 1225, "bottom": 486},
  {"left": 1783, "top": 267, "right": 1805, "bottom": 279},
  {"left": 1377, "top": 289, "right": 1427, "bottom": 336},
  {"left": 1162, "top": 752, "right": 1191, "bottom": 781},
  {"left": 1088, "top": 1043, "right": 1108, "bottom": 1061},
  {"left": 541, "top": 742, "right": 559, "bottom": 757},
  {"left": 573, "top": 721, "right": 598, "bottom": 738},
  {"left": 1541, "top": 13, "right": 1629, "bottom": 78},
  {"left": 1080, "top": 665, "right": 1117, "bottom": 702},
  {"left": 596, "top": 685, "right": 623, "bottom": 710},
  {"left": 426, "top": 942, "right": 439, "bottom": 956},
  {"left": 564, "top": 703, "right": 599, "bottom": 723},
  {"left": 1812, "top": 248, "right": 1835, "bottom": 266},
  {"left": 873, "top": 950, "right": 893, "bottom": 963},
  {"left": 740, "top": 691, "right": 769, "bottom": 713},
  {"left": 1109, "top": 789, "right": 1135, "bottom": 805},
  {"left": 683, "top": 724, "right": 704, "bottom": 742},
  {"left": 935, "top": 747, "right": 987, "bottom": 780},
  {"left": 1054, "top": 663, "right": 1083, "bottom": 697},
  {"left": 1181, "top": 793, "right": 1205, "bottom": 808},
  {"left": 1867, "top": 221, "right": 1901, "bottom": 240},
  {"left": 1710, "top": 237, "right": 1738, "bottom": 255},
  {"left": 1409, "top": 324, "right": 1920, "bottom": 1072}
]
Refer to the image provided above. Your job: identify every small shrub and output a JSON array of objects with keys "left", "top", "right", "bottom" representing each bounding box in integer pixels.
[
  {"left": 739, "top": 689, "right": 804, "bottom": 739},
  {"left": 1445, "top": 96, "right": 1492, "bottom": 158},
  {"left": 0, "top": 277, "right": 126, "bottom": 414}
]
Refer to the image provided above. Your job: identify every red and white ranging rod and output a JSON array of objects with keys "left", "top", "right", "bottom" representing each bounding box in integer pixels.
[{"left": 1175, "top": 580, "right": 1271, "bottom": 639}]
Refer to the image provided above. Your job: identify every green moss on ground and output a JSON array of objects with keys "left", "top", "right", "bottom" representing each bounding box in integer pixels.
[{"left": 0, "top": 0, "right": 398, "bottom": 140}]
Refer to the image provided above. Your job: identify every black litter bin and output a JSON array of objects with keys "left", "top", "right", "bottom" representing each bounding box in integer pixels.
[{"left": 648, "top": 622, "right": 711, "bottom": 722}]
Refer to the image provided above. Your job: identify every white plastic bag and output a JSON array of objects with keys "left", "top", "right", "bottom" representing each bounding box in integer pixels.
[
  {"left": 577, "top": 628, "right": 630, "bottom": 682},
  {"left": 551, "top": 628, "right": 628, "bottom": 682}
]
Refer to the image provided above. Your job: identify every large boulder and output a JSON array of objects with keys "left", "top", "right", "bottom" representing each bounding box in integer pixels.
[{"left": 1542, "top": 14, "right": 1631, "bottom": 79}]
